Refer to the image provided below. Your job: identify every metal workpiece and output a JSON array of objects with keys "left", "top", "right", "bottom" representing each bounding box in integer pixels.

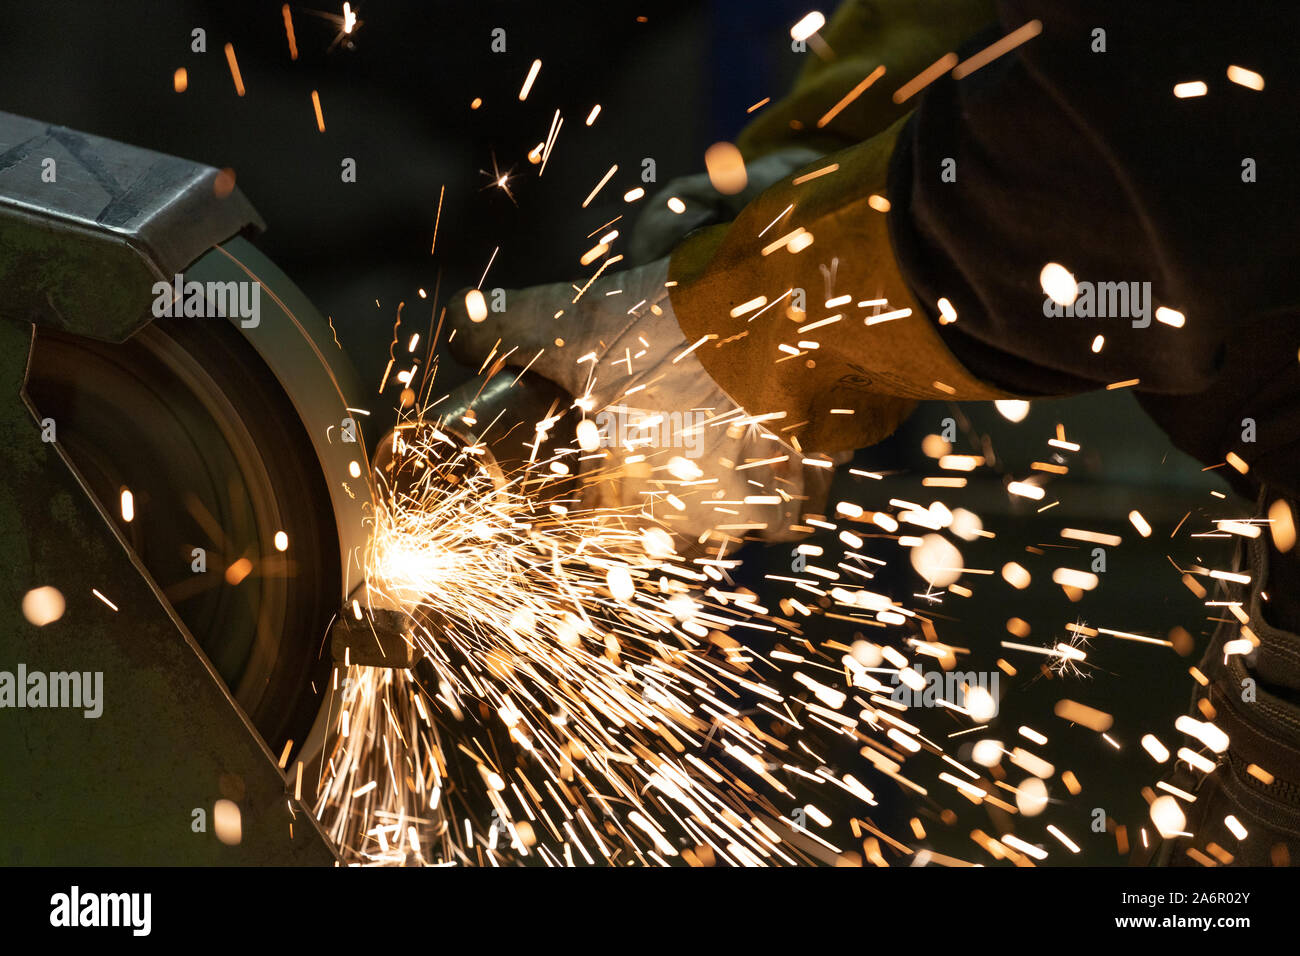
[
  {"left": 373, "top": 371, "right": 578, "bottom": 506},
  {"left": 330, "top": 608, "right": 417, "bottom": 669},
  {"left": 0, "top": 110, "right": 263, "bottom": 341}
]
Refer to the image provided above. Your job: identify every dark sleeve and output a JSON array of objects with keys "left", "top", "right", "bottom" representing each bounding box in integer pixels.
[{"left": 887, "top": 1, "right": 1300, "bottom": 492}]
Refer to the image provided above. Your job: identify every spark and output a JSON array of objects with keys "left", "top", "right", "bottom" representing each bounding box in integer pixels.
[
  {"left": 790, "top": 11, "right": 825, "bottom": 43},
  {"left": 223, "top": 43, "right": 245, "bottom": 97},
  {"left": 1173, "top": 80, "right": 1208, "bottom": 98},
  {"left": 1156, "top": 306, "right": 1185, "bottom": 327},
  {"left": 892, "top": 53, "right": 958, "bottom": 104},
  {"left": 791, "top": 164, "right": 839, "bottom": 186},
  {"left": 952, "top": 19, "right": 1042, "bottom": 79},
  {"left": 704, "top": 143, "right": 751, "bottom": 198},
  {"left": 817, "top": 66, "right": 886, "bottom": 128},
  {"left": 91, "top": 588, "right": 119, "bottom": 612},
  {"left": 519, "top": 59, "right": 542, "bottom": 101},
  {"left": 282, "top": 5, "right": 299, "bottom": 60},
  {"left": 480, "top": 153, "right": 519, "bottom": 206},
  {"left": 581, "top": 164, "right": 618, "bottom": 208},
  {"left": 305, "top": 4, "right": 366, "bottom": 51},
  {"left": 1226, "top": 65, "right": 1264, "bottom": 91}
]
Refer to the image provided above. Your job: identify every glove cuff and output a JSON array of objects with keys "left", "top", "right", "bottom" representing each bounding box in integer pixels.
[{"left": 667, "top": 115, "right": 1016, "bottom": 455}]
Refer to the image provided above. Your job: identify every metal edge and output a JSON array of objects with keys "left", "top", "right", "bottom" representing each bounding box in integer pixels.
[{"left": 184, "top": 237, "right": 379, "bottom": 785}]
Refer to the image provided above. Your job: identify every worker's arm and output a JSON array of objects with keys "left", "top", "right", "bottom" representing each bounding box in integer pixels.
[
  {"left": 670, "top": 0, "right": 1299, "bottom": 487},
  {"left": 897, "top": 0, "right": 1300, "bottom": 500}
]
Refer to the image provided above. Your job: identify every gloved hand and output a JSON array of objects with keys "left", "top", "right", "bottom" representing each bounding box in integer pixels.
[
  {"left": 629, "top": 147, "right": 824, "bottom": 264},
  {"left": 445, "top": 257, "right": 843, "bottom": 556}
]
